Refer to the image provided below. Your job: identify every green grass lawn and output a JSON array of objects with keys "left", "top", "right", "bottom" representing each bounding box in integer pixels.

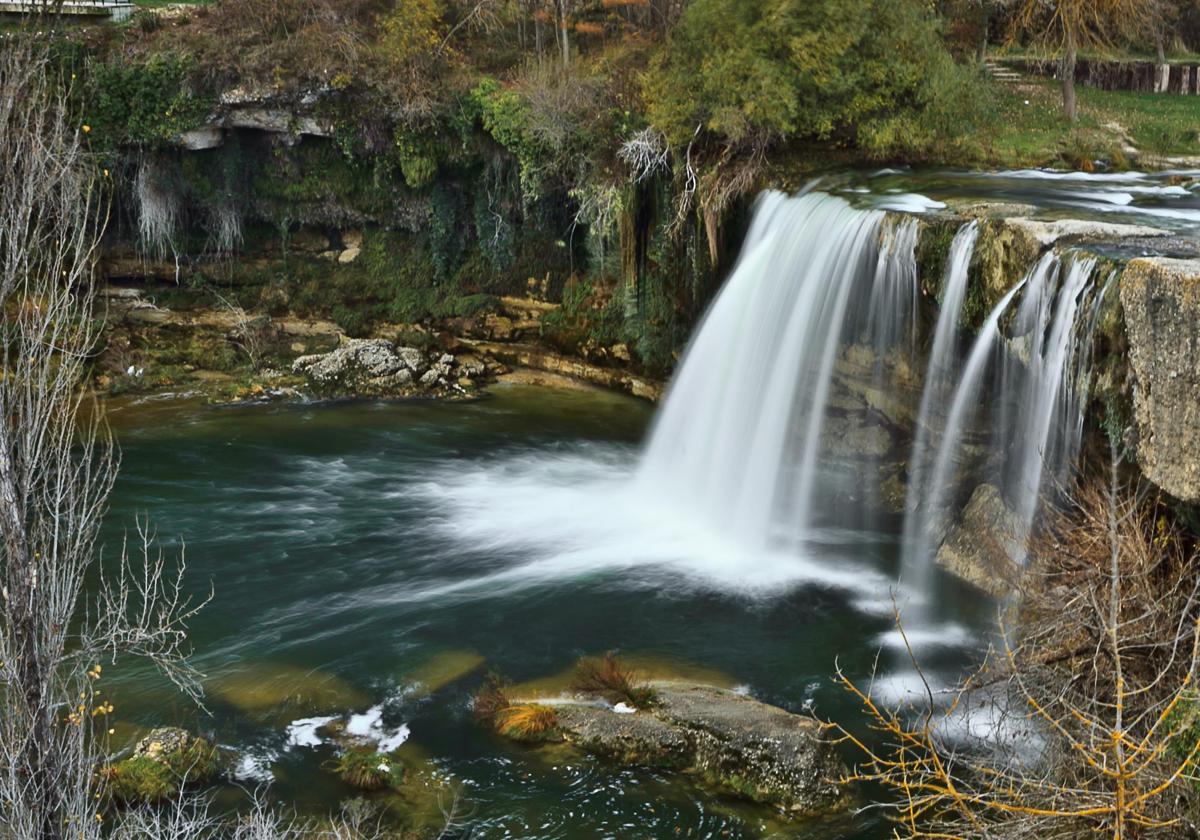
[
  {"left": 1080, "top": 87, "right": 1200, "bottom": 157},
  {"left": 975, "top": 77, "right": 1200, "bottom": 169}
]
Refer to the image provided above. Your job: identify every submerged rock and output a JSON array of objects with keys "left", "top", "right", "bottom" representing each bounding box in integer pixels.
[
  {"left": 1120, "top": 257, "right": 1200, "bottom": 502},
  {"left": 936, "top": 483, "right": 1022, "bottom": 597},
  {"left": 404, "top": 649, "right": 486, "bottom": 697},
  {"left": 208, "top": 663, "right": 370, "bottom": 721},
  {"left": 505, "top": 681, "right": 849, "bottom": 818}
]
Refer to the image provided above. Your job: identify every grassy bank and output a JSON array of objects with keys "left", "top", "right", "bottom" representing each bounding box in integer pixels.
[{"left": 979, "top": 77, "right": 1200, "bottom": 168}]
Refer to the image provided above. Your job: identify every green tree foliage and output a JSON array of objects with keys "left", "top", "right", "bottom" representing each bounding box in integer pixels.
[{"left": 644, "top": 0, "right": 982, "bottom": 158}]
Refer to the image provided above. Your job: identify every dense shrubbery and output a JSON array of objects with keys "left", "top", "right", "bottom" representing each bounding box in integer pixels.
[{"left": 645, "top": 0, "right": 987, "bottom": 160}]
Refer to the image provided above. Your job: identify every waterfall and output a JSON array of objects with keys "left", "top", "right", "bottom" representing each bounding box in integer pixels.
[
  {"left": 903, "top": 277, "right": 1027, "bottom": 598},
  {"left": 898, "top": 221, "right": 980, "bottom": 598},
  {"left": 639, "top": 191, "right": 916, "bottom": 549},
  {"left": 899, "top": 252, "right": 1098, "bottom": 599}
]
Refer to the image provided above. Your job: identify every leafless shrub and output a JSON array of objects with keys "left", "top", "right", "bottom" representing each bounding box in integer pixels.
[
  {"left": 516, "top": 62, "right": 604, "bottom": 153},
  {"left": 212, "top": 290, "right": 271, "bottom": 371},
  {"left": 569, "top": 182, "right": 623, "bottom": 271},
  {"left": 835, "top": 445, "right": 1200, "bottom": 838},
  {"left": 113, "top": 792, "right": 219, "bottom": 840}
]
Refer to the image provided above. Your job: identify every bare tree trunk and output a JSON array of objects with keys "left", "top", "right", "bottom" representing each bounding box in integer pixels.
[
  {"left": 556, "top": 0, "right": 570, "bottom": 68},
  {"left": 977, "top": 1, "right": 989, "bottom": 63},
  {"left": 1061, "top": 25, "right": 1078, "bottom": 122},
  {"left": 1156, "top": 27, "right": 1167, "bottom": 64}
]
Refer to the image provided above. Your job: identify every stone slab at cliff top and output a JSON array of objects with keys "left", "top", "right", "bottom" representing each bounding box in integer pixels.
[{"left": 1120, "top": 257, "right": 1200, "bottom": 502}]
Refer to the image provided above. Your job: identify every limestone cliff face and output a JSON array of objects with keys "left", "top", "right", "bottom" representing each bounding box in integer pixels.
[{"left": 1120, "top": 258, "right": 1200, "bottom": 503}]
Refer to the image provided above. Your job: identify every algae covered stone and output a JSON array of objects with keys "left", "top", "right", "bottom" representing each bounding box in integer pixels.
[{"left": 208, "top": 662, "right": 370, "bottom": 722}]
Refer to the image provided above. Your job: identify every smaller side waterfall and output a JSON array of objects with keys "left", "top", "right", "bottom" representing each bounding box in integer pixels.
[
  {"left": 863, "top": 216, "right": 921, "bottom": 361},
  {"left": 899, "top": 251, "right": 1100, "bottom": 602},
  {"left": 898, "top": 221, "right": 980, "bottom": 598}
]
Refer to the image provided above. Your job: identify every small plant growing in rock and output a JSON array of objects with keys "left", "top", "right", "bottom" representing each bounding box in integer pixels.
[
  {"left": 472, "top": 671, "right": 512, "bottom": 724},
  {"left": 572, "top": 652, "right": 658, "bottom": 708},
  {"left": 495, "top": 704, "right": 559, "bottom": 742},
  {"left": 331, "top": 749, "right": 406, "bottom": 792}
]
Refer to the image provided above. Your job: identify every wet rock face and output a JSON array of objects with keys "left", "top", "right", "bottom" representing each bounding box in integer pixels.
[
  {"left": 973, "top": 217, "right": 1170, "bottom": 313},
  {"left": 1120, "top": 258, "right": 1200, "bottom": 502},
  {"left": 936, "top": 483, "right": 1022, "bottom": 597},
  {"left": 539, "top": 682, "right": 848, "bottom": 818}
]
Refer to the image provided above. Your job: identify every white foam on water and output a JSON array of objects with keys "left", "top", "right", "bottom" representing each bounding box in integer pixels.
[
  {"left": 285, "top": 715, "right": 337, "bottom": 749},
  {"left": 868, "top": 193, "right": 948, "bottom": 213},
  {"left": 876, "top": 622, "right": 973, "bottom": 652},
  {"left": 346, "top": 704, "right": 411, "bottom": 752},
  {"left": 233, "top": 750, "right": 277, "bottom": 783},
  {"left": 994, "top": 168, "right": 1152, "bottom": 182}
]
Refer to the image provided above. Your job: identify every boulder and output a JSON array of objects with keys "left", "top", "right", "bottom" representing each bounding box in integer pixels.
[
  {"left": 936, "top": 483, "right": 1023, "bottom": 597},
  {"left": 396, "top": 346, "right": 428, "bottom": 374},
  {"left": 1120, "top": 258, "right": 1200, "bottom": 501},
  {"left": 292, "top": 339, "right": 416, "bottom": 398},
  {"left": 554, "top": 702, "right": 691, "bottom": 768},
  {"left": 522, "top": 682, "right": 848, "bottom": 818},
  {"left": 132, "top": 727, "right": 193, "bottom": 762}
]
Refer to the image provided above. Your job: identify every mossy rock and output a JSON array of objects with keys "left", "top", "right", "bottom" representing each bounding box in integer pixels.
[
  {"left": 104, "top": 728, "right": 221, "bottom": 805},
  {"left": 508, "top": 652, "right": 737, "bottom": 700}
]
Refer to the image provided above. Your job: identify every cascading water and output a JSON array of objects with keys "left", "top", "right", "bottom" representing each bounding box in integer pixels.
[
  {"left": 425, "top": 187, "right": 1103, "bottom": 613},
  {"left": 638, "top": 191, "right": 918, "bottom": 548},
  {"left": 897, "top": 221, "right": 980, "bottom": 602},
  {"left": 899, "top": 250, "right": 1099, "bottom": 604}
]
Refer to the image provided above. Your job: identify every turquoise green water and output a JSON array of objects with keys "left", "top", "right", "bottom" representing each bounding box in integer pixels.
[{"left": 100, "top": 385, "right": 988, "bottom": 838}]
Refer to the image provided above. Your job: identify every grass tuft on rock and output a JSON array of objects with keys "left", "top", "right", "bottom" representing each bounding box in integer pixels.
[
  {"left": 330, "top": 748, "right": 406, "bottom": 792},
  {"left": 572, "top": 652, "right": 658, "bottom": 708},
  {"left": 495, "top": 704, "right": 559, "bottom": 742}
]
